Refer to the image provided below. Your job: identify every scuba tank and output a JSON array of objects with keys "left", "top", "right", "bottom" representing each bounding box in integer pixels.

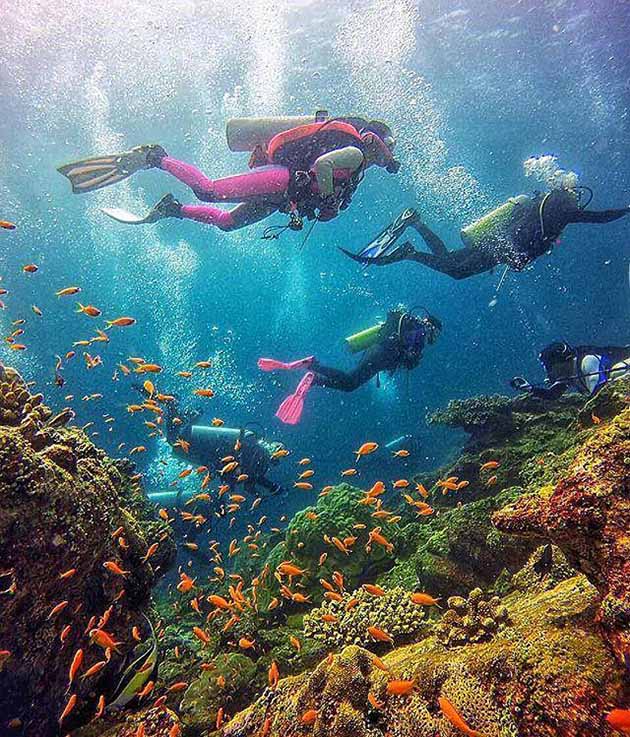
[
  {"left": 345, "top": 322, "right": 385, "bottom": 354},
  {"left": 460, "top": 195, "right": 531, "bottom": 249},
  {"left": 226, "top": 114, "right": 326, "bottom": 152}
]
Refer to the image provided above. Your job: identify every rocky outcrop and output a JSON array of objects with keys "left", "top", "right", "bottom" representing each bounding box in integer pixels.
[
  {"left": 494, "top": 397, "right": 630, "bottom": 661},
  {"left": 0, "top": 366, "right": 175, "bottom": 736}
]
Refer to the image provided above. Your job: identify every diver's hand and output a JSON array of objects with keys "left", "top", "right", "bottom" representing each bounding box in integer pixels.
[
  {"left": 318, "top": 195, "right": 339, "bottom": 222},
  {"left": 510, "top": 376, "right": 532, "bottom": 392}
]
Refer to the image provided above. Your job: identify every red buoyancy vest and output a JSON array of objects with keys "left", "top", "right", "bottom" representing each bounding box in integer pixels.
[{"left": 266, "top": 120, "right": 368, "bottom": 171}]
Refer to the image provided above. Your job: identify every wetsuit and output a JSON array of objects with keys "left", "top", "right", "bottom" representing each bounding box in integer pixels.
[
  {"left": 312, "top": 313, "right": 424, "bottom": 392},
  {"left": 153, "top": 122, "right": 395, "bottom": 231},
  {"left": 529, "top": 345, "right": 630, "bottom": 400},
  {"left": 350, "top": 191, "right": 629, "bottom": 279}
]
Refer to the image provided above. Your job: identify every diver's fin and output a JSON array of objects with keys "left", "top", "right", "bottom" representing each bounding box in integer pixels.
[
  {"left": 102, "top": 194, "right": 182, "bottom": 226},
  {"left": 339, "top": 240, "right": 416, "bottom": 266},
  {"left": 258, "top": 356, "right": 314, "bottom": 372},
  {"left": 57, "top": 144, "right": 166, "bottom": 194},
  {"left": 341, "top": 208, "right": 418, "bottom": 265},
  {"left": 275, "top": 371, "right": 314, "bottom": 425}
]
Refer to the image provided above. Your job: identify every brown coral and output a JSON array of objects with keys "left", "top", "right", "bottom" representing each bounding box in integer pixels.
[
  {"left": 0, "top": 366, "right": 175, "bottom": 736},
  {"left": 435, "top": 588, "right": 509, "bottom": 647}
]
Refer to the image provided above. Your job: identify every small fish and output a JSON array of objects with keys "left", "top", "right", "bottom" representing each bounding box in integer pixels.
[
  {"left": 392, "top": 449, "right": 410, "bottom": 457},
  {"left": 393, "top": 479, "right": 410, "bottom": 488},
  {"left": 31, "top": 305, "right": 43, "bottom": 316},
  {"left": 355, "top": 442, "right": 379, "bottom": 461},
  {"left": 56, "top": 286, "right": 81, "bottom": 297},
  {"left": 95, "top": 694, "right": 106, "bottom": 718},
  {"left": 386, "top": 679, "right": 416, "bottom": 696},
  {"left": 58, "top": 693, "right": 77, "bottom": 724},
  {"left": 289, "top": 635, "right": 301, "bottom": 652},
  {"left": 363, "top": 584, "right": 386, "bottom": 596},
  {"left": 67, "top": 648, "right": 84, "bottom": 689},
  {"left": 0, "top": 220, "right": 16, "bottom": 230},
  {"left": 142, "top": 543, "right": 159, "bottom": 563},
  {"left": 195, "top": 360, "right": 212, "bottom": 369},
  {"left": 47, "top": 600, "right": 69, "bottom": 620},
  {"left": 239, "top": 637, "right": 255, "bottom": 650},
  {"left": 591, "top": 413, "right": 602, "bottom": 425},
  {"left": 194, "top": 388, "right": 214, "bottom": 397},
  {"left": 485, "top": 475, "right": 498, "bottom": 487},
  {"left": 298, "top": 469, "right": 315, "bottom": 479},
  {"left": 59, "top": 568, "right": 77, "bottom": 580},
  {"left": 294, "top": 482, "right": 313, "bottom": 490},
  {"left": 268, "top": 660, "right": 280, "bottom": 688},
  {"left": 367, "top": 625, "right": 393, "bottom": 643},
  {"left": 300, "top": 709, "right": 318, "bottom": 725},
  {"left": 480, "top": 461, "right": 500, "bottom": 471},
  {"left": 368, "top": 692, "right": 384, "bottom": 709},
  {"left": 76, "top": 303, "right": 101, "bottom": 317},
  {"left": 410, "top": 592, "right": 441, "bottom": 607},
  {"left": 211, "top": 417, "right": 224, "bottom": 427},
  {"left": 23, "top": 264, "right": 38, "bottom": 273},
  {"left": 80, "top": 660, "right": 107, "bottom": 680},
  {"left": 341, "top": 468, "right": 357, "bottom": 476},
  {"left": 135, "top": 363, "right": 162, "bottom": 374},
  {"left": 438, "top": 696, "right": 487, "bottom": 737},
  {"left": 105, "top": 317, "right": 136, "bottom": 328},
  {"left": 103, "top": 561, "right": 130, "bottom": 577}
]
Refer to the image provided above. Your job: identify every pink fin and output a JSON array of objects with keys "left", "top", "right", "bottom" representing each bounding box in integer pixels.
[
  {"left": 275, "top": 372, "right": 315, "bottom": 425},
  {"left": 258, "top": 356, "right": 314, "bottom": 372}
]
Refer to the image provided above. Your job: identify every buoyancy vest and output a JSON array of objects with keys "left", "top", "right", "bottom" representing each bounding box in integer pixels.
[{"left": 266, "top": 120, "right": 366, "bottom": 170}]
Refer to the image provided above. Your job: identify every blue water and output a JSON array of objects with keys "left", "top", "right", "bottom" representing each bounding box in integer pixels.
[{"left": 1, "top": 0, "right": 629, "bottom": 523}]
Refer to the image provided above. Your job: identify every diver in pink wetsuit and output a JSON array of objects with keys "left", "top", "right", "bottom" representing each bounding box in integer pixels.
[{"left": 58, "top": 115, "right": 400, "bottom": 232}]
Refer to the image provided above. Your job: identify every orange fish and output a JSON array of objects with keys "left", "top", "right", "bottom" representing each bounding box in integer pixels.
[
  {"left": 76, "top": 303, "right": 101, "bottom": 317},
  {"left": 106, "top": 317, "right": 136, "bottom": 328},
  {"left": 211, "top": 417, "right": 224, "bottom": 427},
  {"left": 60, "top": 625, "right": 72, "bottom": 643},
  {"left": 31, "top": 305, "right": 43, "bottom": 316},
  {"left": 89, "top": 629, "right": 122, "bottom": 653},
  {"left": 56, "top": 286, "right": 81, "bottom": 297},
  {"left": 300, "top": 709, "right": 318, "bottom": 725},
  {"left": 410, "top": 592, "right": 441, "bottom": 607},
  {"left": 371, "top": 655, "right": 390, "bottom": 672},
  {"left": 294, "top": 482, "right": 313, "bottom": 490},
  {"left": 208, "top": 594, "right": 232, "bottom": 610},
  {"left": 591, "top": 413, "right": 602, "bottom": 425},
  {"left": 355, "top": 442, "right": 378, "bottom": 461},
  {"left": 103, "top": 561, "right": 129, "bottom": 577},
  {"left": 367, "top": 625, "right": 393, "bottom": 643},
  {"left": 298, "top": 469, "right": 315, "bottom": 479},
  {"left": 341, "top": 468, "right": 357, "bottom": 476},
  {"left": 177, "top": 573, "right": 196, "bottom": 593},
  {"left": 59, "top": 693, "right": 77, "bottom": 724},
  {"left": 485, "top": 475, "right": 498, "bottom": 487},
  {"left": 167, "top": 681, "right": 189, "bottom": 693},
  {"left": 59, "top": 568, "right": 77, "bottom": 580},
  {"left": 363, "top": 584, "right": 386, "bottom": 596},
  {"left": 386, "top": 679, "right": 416, "bottom": 696},
  {"left": 393, "top": 479, "right": 410, "bottom": 489},
  {"left": 392, "top": 449, "right": 410, "bottom": 457},
  {"left": 289, "top": 635, "right": 301, "bottom": 652},
  {"left": 67, "top": 648, "right": 84, "bottom": 689},
  {"left": 268, "top": 660, "right": 280, "bottom": 688},
  {"left": 23, "top": 264, "right": 38, "bottom": 273},
  {"left": 239, "top": 638, "right": 255, "bottom": 650},
  {"left": 80, "top": 660, "right": 107, "bottom": 680},
  {"left": 135, "top": 363, "right": 162, "bottom": 374},
  {"left": 438, "top": 696, "right": 487, "bottom": 737},
  {"left": 193, "top": 626, "right": 211, "bottom": 646},
  {"left": 0, "top": 220, "right": 16, "bottom": 230},
  {"left": 480, "top": 461, "right": 500, "bottom": 471},
  {"left": 368, "top": 692, "right": 384, "bottom": 709},
  {"left": 47, "top": 600, "right": 69, "bottom": 620},
  {"left": 607, "top": 709, "right": 630, "bottom": 734},
  {"left": 194, "top": 388, "right": 215, "bottom": 397},
  {"left": 95, "top": 693, "right": 106, "bottom": 718}
]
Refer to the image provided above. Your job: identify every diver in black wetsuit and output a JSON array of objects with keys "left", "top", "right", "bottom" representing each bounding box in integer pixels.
[
  {"left": 258, "top": 309, "right": 442, "bottom": 424},
  {"left": 510, "top": 341, "right": 630, "bottom": 400},
  {"left": 311, "top": 310, "right": 440, "bottom": 391},
  {"left": 342, "top": 188, "right": 629, "bottom": 279}
]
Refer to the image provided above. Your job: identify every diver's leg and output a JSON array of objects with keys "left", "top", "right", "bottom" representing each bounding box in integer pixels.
[
  {"left": 313, "top": 355, "right": 378, "bottom": 393},
  {"left": 409, "top": 220, "right": 450, "bottom": 257},
  {"left": 160, "top": 158, "right": 291, "bottom": 203},
  {"left": 405, "top": 245, "right": 494, "bottom": 280},
  {"left": 180, "top": 200, "right": 280, "bottom": 231}
]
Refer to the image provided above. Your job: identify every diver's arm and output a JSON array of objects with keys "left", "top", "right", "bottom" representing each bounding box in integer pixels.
[
  {"left": 566, "top": 206, "right": 630, "bottom": 224},
  {"left": 312, "top": 146, "right": 364, "bottom": 197},
  {"left": 530, "top": 381, "right": 569, "bottom": 400}
]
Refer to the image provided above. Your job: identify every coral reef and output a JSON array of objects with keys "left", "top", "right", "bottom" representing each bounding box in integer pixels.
[
  {"left": 224, "top": 575, "right": 624, "bottom": 737},
  {"left": 493, "top": 398, "right": 630, "bottom": 661},
  {"left": 72, "top": 706, "right": 181, "bottom": 737},
  {"left": 257, "top": 483, "right": 398, "bottom": 607},
  {"left": 427, "top": 394, "right": 514, "bottom": 438},
  {"left": 381, "top": 489, "right": 533, "bottom": 596},
  {"left": 303, "top": 586, "right": 430, "bottom": 651},
  {"left": 435, "top": 588, "right": 509, "bottom": 648},
  {"left": 0, "top": 366, "right": 175, "bottom": 736}
]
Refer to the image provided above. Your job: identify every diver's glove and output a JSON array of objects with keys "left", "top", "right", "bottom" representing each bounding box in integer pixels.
[
  {"left": 318, "top": 194, "right": 339, "bottom": 222},
  {"left": 509, "top": 376, "right": 533, "bottom": 392}
]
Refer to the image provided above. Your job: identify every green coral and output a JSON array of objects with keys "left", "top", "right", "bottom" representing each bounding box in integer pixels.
[
  {"left": 427, "top": 394, "right": 514, "bottom": 434},
  {"left": 303, "top": 586, "right": 430, "bottom": 651}
]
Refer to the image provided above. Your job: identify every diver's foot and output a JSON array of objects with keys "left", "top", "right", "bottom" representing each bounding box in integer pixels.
[
  {"left": 141, "top": 144, "right": 169, "bottom": 168},
  {"left": 152, "top": 193, "right": 183, "bottom": 220}
]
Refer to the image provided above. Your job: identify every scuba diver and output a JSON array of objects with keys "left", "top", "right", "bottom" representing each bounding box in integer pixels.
[
  {"left": 510, "top": 341, "right": 630, "bottom": 400},
  {"left": 258, "top": 308, "right": 442, "bottom": 424},
  {"left": 57, "top": 111, "right": 399, "bottom": 233},
  {"left": 342, "top": 187, "right": 629, "bottom": 279}
]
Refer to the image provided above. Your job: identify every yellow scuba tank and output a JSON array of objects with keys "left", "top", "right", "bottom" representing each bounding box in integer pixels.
[
  {"left": 345, "top": 322, "right": 385, "bottom": 353},
  {"left": 226, "top": 116, "right": 320, "bottom": 152},
  {"left": 460, "top": 195, "right": 531, "bottom": 249}
]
